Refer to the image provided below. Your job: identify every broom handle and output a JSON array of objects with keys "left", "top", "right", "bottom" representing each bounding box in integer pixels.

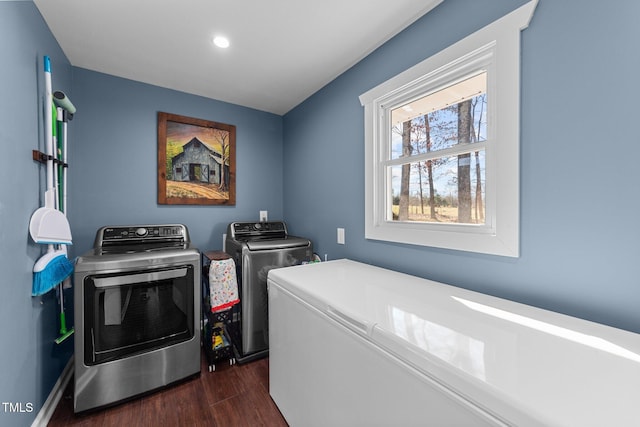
[
  {"left": 55, "top": 107, "right": 62, "bottom": 210},
  {"left": 58, "top": 282, "right": 66, "bottom": 333},
  {"left": 63, "top": 115, "right": 68, "bottom": 214},
  {"left": 59, "top": 107, "right": 70, "bottom": 335},
  {"left": 56, "top": 107, "right": 66, "bottom": 329},
  {"left": 52, "top": 106, "right": 58, "bottom": 210},
  {"left": 44, "top": 57, "right": 53, "bottom": 195}
]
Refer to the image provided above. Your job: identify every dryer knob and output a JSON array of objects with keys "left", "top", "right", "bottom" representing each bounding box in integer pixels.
[{"left": 135, "top": 227, "right": 148, "bottom": 237}]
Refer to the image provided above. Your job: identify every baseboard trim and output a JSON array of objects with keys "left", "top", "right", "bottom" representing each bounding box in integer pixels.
[{"left": 31, "top": 356, "right": 74, "bottom": 427}]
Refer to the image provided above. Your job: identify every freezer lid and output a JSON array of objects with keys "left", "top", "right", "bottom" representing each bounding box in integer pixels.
[{"left": 267, "top": 259, "right": 640, "bottom": 427}]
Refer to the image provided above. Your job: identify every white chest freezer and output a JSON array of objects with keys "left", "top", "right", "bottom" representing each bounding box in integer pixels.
[{"left": 267, "top": 259, "right": 640, "bottom": 427}]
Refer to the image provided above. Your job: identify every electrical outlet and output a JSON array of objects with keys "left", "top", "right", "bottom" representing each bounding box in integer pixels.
[
  {"left": 260, "top": 210, "right": 268, "bottom": 222},
  {"left": 337, "top": 228, "right": 345, "bottom": 245}
]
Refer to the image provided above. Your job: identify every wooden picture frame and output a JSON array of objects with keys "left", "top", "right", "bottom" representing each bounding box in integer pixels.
[{"left": 158, "top": 112, "right": 236, "bottom": 205}]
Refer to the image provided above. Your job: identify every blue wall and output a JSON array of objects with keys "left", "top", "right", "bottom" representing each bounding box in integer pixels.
[
  {"left": 0, "top": 2, "right": 74, "bottom": 426},
  {"left": 69, "top": 69, "right": 284, "bottom": 255},
  {"left": 283, "top": 0, "right": 640, "bottom": 334}
]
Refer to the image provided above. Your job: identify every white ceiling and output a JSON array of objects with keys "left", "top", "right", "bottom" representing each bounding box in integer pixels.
[{"left": 33, "top": 0, "right": 442, "bottom": 115}]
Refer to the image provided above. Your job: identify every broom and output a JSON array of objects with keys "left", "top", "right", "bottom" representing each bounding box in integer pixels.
[
  {"left": 32, "top": 57, "right": 74, "bottom": 296},
  {"left": 32, "top": 245, "right": 73, "bottom": 296},
  {"left": 32, "top": 105, "right": 74, "bottom": 296}
]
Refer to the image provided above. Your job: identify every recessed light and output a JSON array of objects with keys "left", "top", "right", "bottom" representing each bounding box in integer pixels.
[{"left": 213, "top": 36, "right": 230, "bottom": 49}]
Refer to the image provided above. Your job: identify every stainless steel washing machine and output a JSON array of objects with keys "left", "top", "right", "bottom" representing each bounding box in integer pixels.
[
  {"left": 225, "top": 221, "right": 312, "bottom": 363},
  {"left": 73, "top": 224, "right": 201, "bottom": 412}
]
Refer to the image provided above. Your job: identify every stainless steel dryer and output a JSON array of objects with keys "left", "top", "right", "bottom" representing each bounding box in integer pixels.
[
  {"left": 73, "top": 224, "right": 200, "bottom": 412},
  {"left": 225, "top": 221, "right": 312, "bottom": 363}
]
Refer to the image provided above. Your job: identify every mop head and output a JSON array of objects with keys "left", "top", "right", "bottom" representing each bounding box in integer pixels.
[
  {"left": 32, "top": 251, "right": 74, "bottom": 296},
  {"left": 54, "top": 309, "right": 74, "bottom": 345},
  {"left": 55, "top": 327, "right": 74, "bottom": 345}
]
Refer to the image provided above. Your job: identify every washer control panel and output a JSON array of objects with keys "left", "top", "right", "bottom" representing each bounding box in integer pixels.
[
  {"left": 97, "top": 224, "right": 188, "bottom": 246},
  {"left": 229, "top": 221, "right": 287, "bottom": 240}
]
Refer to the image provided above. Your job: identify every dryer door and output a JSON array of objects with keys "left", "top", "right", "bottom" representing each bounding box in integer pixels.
[{"left": 82, "top": 265, "right": 195, "bottom": 365}]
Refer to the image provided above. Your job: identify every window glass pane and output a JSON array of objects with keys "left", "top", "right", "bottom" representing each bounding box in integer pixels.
[
  {"left": 389, "top": 150, "right": 485, "bottom": 224},
  {"left": 391, "top": 73, "right": 487, "bottom": 160}
]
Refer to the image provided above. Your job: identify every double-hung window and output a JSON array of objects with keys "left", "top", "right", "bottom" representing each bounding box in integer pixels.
[{"left": 359, "top": 1, "right": 537, "bottom": 257}]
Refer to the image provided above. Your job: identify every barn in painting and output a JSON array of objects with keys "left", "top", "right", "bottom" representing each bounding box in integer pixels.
[{"left": 171, "top": 137, "right": 225, "bottom": 184}]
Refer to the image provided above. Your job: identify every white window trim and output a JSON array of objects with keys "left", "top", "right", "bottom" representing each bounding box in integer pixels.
[{"left": 359, "top": 0, "right": 537, "bottom": 258}]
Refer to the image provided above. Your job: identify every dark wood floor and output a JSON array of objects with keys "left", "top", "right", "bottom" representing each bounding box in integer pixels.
[{"left": 48, "top": 351, "right": 288, "bottom": 426}]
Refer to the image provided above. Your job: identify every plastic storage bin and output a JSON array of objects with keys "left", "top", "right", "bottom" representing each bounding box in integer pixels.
[{"left": 202, "top": 251, "right": 238, "bottom": 372}]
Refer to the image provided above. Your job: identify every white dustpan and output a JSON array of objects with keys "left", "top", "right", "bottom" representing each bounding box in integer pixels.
[
  {"left": 29, "top": 192, "right": 72, "bottom": 245},
  {"left": 29, "top": 56, "right": 72, "bottom": 245}
]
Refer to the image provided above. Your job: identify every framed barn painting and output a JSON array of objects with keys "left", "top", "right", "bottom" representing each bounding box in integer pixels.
[{"left": 158, "top": 112, "right": 236, "bottom": 205}]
